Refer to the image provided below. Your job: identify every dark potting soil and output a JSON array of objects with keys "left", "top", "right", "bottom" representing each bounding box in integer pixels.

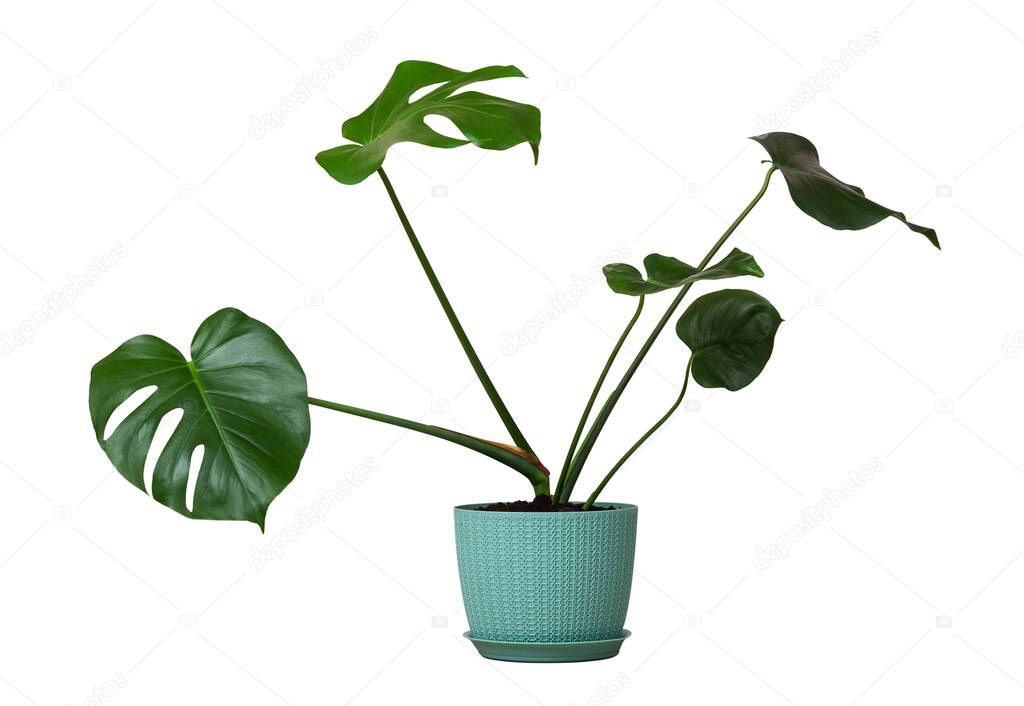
[{"left": 477, "top": 495, "right": 615, "bottom": 512}]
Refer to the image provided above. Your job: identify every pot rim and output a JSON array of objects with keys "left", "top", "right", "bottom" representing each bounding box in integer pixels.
[{"left": 454, "top": 502, "right": 637, "bottom": 513}]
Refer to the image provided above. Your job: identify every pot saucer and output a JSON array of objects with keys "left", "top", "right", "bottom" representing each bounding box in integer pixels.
[{"left": 463, "top": 630, "right": 631, "bottom": 663}]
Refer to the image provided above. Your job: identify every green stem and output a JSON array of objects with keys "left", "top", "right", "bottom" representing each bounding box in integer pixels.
[
  {"left": 376, "top": 168, "right": 536, "bottom": 457},
  {"left": 582, "top": 359, "right": 691, "bottom": 510},
  {"left": 553, "top": 295, "right": 644, "bottom": 502},
  {"left": 308, "top": 396, "right": 550, "bottom": 496},
  {"left": 557, "top": 165, "right": 776, "bottom": 503}
]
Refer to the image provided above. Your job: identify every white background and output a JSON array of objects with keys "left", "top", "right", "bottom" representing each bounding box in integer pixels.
[{"left": 2, "top": 0, "right": 1023, "bottom": 704}]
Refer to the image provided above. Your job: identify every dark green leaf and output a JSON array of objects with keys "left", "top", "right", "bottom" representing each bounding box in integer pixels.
[
  {"left": 676, "top": 289, "right": 782, "bottom": 391},
  {"left": 602, "top": 255, "right": 695, "bottom": 295},
  {"left": 642, "top": 254, "right": 699, "bottom": 289},
  {"left": 603, "top": 248, "right": 763, "bottom": 296},
  {"left": 89, "top": 308, "right": 310, "bottom": 529},
  {"left": 316, "top": 60, "right": 541, "bottom": 185},
  {"left": 691, "top": 248, "right": 764, "bottom": 283},
  {"left": 750, "top": 132, "right": 939, "bottom": 249}
]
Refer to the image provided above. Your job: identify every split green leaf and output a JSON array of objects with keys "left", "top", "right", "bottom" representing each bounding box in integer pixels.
[
  {"left": 316, "top": 60, "right": 541, "bottom": 185},
  {"left": 89, "top": 308, "right": 311, "bottom": 529}
]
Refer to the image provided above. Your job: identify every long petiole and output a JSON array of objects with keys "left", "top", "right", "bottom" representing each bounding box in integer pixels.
[
  {"left": 553, "top": 295, "right": 645, "bottom": 501},
  {"left": 376, "top": 168, "right": 537, "bottom": 457},
  {"left": 557, "top": 165, "right": 776, "bottom": 503},
  {"left": 582, "top": 359, "right": 691, "bottom": 510},
  {"left": 307, "top": 396, "right": 550, "bottom": 496}
]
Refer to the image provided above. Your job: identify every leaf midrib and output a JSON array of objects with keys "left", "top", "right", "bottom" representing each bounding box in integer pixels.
[
  {"left": 369, "top": 101, "right": 465, "bottom": 148},
  {"left": 186, "top": 359, "right": 248, "bottom": 502}
]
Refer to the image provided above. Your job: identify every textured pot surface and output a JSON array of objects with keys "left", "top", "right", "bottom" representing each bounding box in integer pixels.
[{"left": 454, "top": 503, "right": 637, "bottom": 643}]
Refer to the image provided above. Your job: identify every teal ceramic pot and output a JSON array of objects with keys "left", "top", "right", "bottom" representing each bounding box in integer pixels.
[{"left": 454, "top": 503, "right": 638, "bottom": 648}]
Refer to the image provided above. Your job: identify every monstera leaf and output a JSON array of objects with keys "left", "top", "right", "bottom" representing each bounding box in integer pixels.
[
  {"left": 89, "top": 308, "right": 310, "bottom": 529},
  {"left": 316, "top": 60, "right": 541, "bottom": 185},
  {"left": 603, "top": 248, "right": 763, "bottom": 296},
  {"left": 676, "top": 289, "right": 782, "bottom": 391},
  {"left": 751, "top": 132, "right": 939, "bottom": 249}
]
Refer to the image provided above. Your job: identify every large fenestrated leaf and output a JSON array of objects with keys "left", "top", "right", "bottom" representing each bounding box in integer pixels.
[
  {"left": 676, "top": 289, "right": 782, "bottom": 391},
  {"left": 751, "top": 132, "right": 940, "bottom": 249},
  {"left": 316, "top": 60, "right": 541, "bottom": 185},
  {"left": 89, "top": 308, "right": 310, "bottom": 529},
  {"left": 602, "top": 248, "right": 764, "bottom": 296}
]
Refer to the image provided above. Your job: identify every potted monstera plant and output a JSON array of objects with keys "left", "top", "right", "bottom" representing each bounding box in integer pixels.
[{"left": 89, "top": 60, "right": 938, "bottom": 663}]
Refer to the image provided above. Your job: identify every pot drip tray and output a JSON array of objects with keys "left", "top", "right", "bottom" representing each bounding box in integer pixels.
[{"left": 463, "top": 629, "right": 631, "bottom": 663}]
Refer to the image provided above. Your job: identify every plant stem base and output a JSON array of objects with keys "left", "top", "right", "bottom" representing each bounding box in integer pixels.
[{"left": 463, "top": 630, "right": 631, "bottom": 663}]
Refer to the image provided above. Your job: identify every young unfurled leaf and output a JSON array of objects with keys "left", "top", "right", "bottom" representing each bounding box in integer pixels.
[
  {"left": 751, "top": 132, "right": 939, "bottom": 249},
  {"left": 676, "top": 289, "right": 782, "bottom": 391},
  {"left": 602, "top": 248, "right": 763, "bottom": 296},
  {"left": 689, "top": 248, "right": 764, "bottom": 283},
  {"left": 603, "top": 255, "right": 696, "bottom": 296},
  {"left": 89, "top": 308, "right": 311, "bottom": 529},
  {"left": 316, "top": 60, "right": 541, "bottom": 185}
]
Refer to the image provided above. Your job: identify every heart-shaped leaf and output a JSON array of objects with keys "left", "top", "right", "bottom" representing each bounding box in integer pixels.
[
  {"left": 751, "top": 132, "right": 939, "bottom": 249},
  {"left": 316, "top": 60, "right": 541, "bottom": 185},
  {"left": 676, "top": 289, "right": 782, "bottom": 391},
  {"left": 603, "top": 248, "right": 763, "bottom": 296},
  {"left": 89, "top": 308, "right": 310, "bottom": 529}
]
